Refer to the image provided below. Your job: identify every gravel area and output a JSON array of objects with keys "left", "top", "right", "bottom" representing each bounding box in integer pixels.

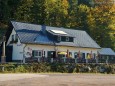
[
  {"left": 0, "top": 73, "right": 115, "bottom": 86},
  {"left": 0, "top": 74, "right": 48, "bottom": 81}
]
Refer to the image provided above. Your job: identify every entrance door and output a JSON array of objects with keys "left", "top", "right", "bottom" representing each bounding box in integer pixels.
[
  {"left": 6, "top": 46, "right": 13, "bottom": 62},
  {"left": 47, "top": 51, "right": 56, "bottom": 58}
]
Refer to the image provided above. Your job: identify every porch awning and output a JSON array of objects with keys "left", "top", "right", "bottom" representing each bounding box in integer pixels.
[
  {"left": 98, "top": 48, "right": 115, "bottom": 56},
  {"left": 58, "top": 52, "right": 67, "bottom": 55}
]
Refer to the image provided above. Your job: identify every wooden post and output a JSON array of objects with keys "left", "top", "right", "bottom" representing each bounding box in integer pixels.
[
  {"left": 106, "top": 56, "right": 109, "bottom": 64},
  {"left": 1, "top": 36, "right": 6, "bottom": 63},
  {"left": 63, "top": 58, "right": 66, "bottom": 63},
  {"left": 23, "top": 56, "right": 25, "bottom": 63},
  {"left": 51, "top": 58, "right": 53, "bottom": 63},
  {"left": 86, "top": 59, "right": 88, "bottom": 63},
  {"left": 75, "top": 58, "right": 77, "bottom": 63},
  {"left": 96, "top": 56, "right": 98, "bottom": 64},
  {"left": 38, "top": 58, "right": 40, "bottom": 62}
]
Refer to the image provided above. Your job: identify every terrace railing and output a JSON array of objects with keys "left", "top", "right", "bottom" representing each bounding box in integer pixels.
[{"left": 25, "top": 57, "right": 114, "bottom": 64}]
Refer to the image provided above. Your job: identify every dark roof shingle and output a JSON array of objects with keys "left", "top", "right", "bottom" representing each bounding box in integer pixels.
[
  {"left": 11, "top": 21, "right": 101, "bottom": 48},
  {"left": 98, "top": 48, "right": 115, "bottom": 55}
]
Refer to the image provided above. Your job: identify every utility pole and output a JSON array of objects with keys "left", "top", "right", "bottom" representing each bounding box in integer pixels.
[{"left": 1, "top": 36, "right": 6, "bottom": 63}]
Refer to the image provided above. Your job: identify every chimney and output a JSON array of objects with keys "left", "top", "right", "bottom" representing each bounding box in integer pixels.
[{"left": 41, "top": 25, "right": 46, "bottom": 34}]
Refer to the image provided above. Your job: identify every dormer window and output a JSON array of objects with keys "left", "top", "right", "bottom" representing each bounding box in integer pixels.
[
  {"left": 66, "top": 37, "right": 69, "bottom": 42},
  {"left": 47, "top": 29, "right": 74, "bottom": 42},
  {"left": 58, "top": 36, "right": 61, "bottom": 41},
  {"left": 12, "top": 35, "right": 14, "bottom": 41},
  {"left": 15, "top": 34, "right": 18, "bottom": 41},
  {"left": 11, "top": 34, "right": 18, "bottom": 43}
]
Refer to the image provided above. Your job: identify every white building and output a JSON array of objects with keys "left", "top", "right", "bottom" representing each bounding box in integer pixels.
[{"left": 6, "top": 21, "right": 101, "bottom": 63}]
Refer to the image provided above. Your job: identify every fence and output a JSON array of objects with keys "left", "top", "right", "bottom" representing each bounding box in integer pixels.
[{"left": 25, "top": 57, "right": 115, "bottom": 64}]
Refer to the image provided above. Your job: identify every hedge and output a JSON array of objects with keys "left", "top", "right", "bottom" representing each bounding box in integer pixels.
[{"left": 0, "top": 63, "right": 115, "bottom": 74}]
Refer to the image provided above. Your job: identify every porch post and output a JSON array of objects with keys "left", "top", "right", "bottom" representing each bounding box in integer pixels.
[
  {"left": 75, "top": 58, "right": 77, "bottom": 63},
  {"left": 85, "top": 53, "right": 88, "bottom": 63},
  {"left": 23, "top": 44, "right": 27, "bottom": 63},
  {"left": 38, "top": 57, "right": 40, "bottom": 62},
  {"left": 96, "top": 56, "right": 98, "bottom": 64},
  {"left": 63, "top": 58, "right": 66, "bottom": 63},
  {"left": 1, "top": 36, "right": 6, "bottom": 63},
  {"left": 23, "top": 56, "right": 25, "bottom": 63},
  {"left": 51, "top": 58, "right": 53, "bottom": 63},
  {"left": 106, "top": 56, "right": 109, "bottom": 64},
  {"left": 86, "top": 59, "right": 88, "bottom": 63}
]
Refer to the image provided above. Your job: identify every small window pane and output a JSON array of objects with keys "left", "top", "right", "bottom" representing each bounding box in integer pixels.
[
  {"left": 32, "top": 50, "right": 42, "bottom": 57},
  {"left": 15, "top": 34, "right": 18, "bottom": 41},
  {"left": 34, "top": 51, "right": 38, "bottom": 56},
  {"left": 74, "top": 52, "right": 77, "bottom": 58},
  {"left": 66, "top": 37, "right": 69, "bottom": 41},
  {"left": 38, "top": 52, "right": 41, "bottom": 56},
  {"left": 12, "top": 35, "right": 14, "bottom": 41},
  {"left": 44, "top": 51, "right": 45, "bottom": 56},
  {"left": 58, "top": 36, "right": 61, "bottom": 41}
]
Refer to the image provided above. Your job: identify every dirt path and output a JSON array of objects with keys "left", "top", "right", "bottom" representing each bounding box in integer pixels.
[
  {"left": 0, "top": 74, "right": 48, "bottom": 81},
  {"left": 0, "top": 73, "right": 115, "bottom": 86}
]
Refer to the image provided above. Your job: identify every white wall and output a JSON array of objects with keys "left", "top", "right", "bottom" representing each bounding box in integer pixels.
[
  {"left": 12, "top": 44, "right": 25, "bottom": 60},
  {"left": 24, "top": 44, "right": 55, "bottom": 58},
  {"left": 24, "top": 44, "right": 99, "bottom": 59},
  {"left": 57, "top": 46, "right": 99, "bottom": 58},
  {"left": 12, "top": 43, "right": 99, "bottom": 61},
  {"left": 7, "top": 28, "right": 21, "bottom": 45},
  {"left": 7, "top": 28, "right": 25, "bottom": 61}
]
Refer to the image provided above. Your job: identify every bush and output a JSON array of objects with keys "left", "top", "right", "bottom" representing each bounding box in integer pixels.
[
  {"left": 31, "top": 63, "right": 51, "bottom": 73},
  {"left": 14, "top": 65, "right": 28, "bottom": 73},
  {"left": 0, "top": 63, "right": 115, "bottom": 74},
  {"left": 50, "top": 63, "right": 68, "bottom": 73},
  {"left": 0, "top": 63, "right": 15, "bottom": 73}
]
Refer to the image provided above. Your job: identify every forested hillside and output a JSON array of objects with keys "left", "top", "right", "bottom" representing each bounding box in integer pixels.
[{"left": 0, "top": 0, "right": 115, "bottom": 50}]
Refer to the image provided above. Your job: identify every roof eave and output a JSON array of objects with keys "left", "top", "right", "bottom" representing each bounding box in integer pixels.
[{"left": 21, "top": 42, "right": 101, "bottom": 49}]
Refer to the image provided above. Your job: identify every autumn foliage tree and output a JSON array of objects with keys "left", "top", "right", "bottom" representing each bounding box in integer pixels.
[
  {"left": 0, "top": 0, "right": 115, "bottom": 50},
  {"left": 87, "top": 0, "right": 115, "bottom": 50}
]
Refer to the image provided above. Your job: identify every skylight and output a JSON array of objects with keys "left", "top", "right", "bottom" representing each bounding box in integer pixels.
[{"left": 51, "top": 30, "right": 67, "bottom": 35}]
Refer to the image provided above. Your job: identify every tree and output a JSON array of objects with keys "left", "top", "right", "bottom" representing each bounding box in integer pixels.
[
  {"left": 15, "top": 0, "right": 33, "bottom": 23},
  {"left": 66, "top": 0, "right": 78, "bottom": 28},
  {"left": 30, "top": 0, "right": 46, "bottom": 24},
  {"left": 0, "top": 0, "right": 20, "bottom": 27},
  {"left": 78, "top": 0, "right": 93, "bottom": 7},
  {"left": 0, "top": 0, "right": 20, "bottom": 40},
  {"left": 87, "top": 2, "right": 115, "bottom": 50},
  {"left": 45, "top": 0, "right": 69, "bottom": 27},
  {"left": 76, "top": 5, "right": 90, "bottom": 32}
]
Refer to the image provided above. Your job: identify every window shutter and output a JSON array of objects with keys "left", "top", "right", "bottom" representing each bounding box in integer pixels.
[
  {"left": 32, "top": 51, "right": 35, "bottom": 57},
  {"left": 82, "top": 53, "right": 85, "bottom": 59}
]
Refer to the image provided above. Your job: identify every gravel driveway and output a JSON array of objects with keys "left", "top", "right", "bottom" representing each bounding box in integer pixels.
[{"left": 0, "top": 73, "right": 115, "bottom": 86}]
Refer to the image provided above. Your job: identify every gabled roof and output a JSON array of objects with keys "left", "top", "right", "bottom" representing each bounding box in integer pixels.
[
  {"left": 11, "top": 21, "right": 101, "bottom": 48},
  {"left": 98, "top": 48, "right": 115, "bottom": 56}
]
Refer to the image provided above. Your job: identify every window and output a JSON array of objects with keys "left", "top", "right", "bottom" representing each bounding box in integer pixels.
[
  {"left": 11, "top": 34, "right": 18, "bottom": 42},
  {"left": 66, "top": 37, "right": 69, "bottom": 41},
  {"left": 12, "top": 35, "right": 14, "bottom": 41},
  {"left": 69, "top": 52, "right": 72, "bottom": 58},
  {"left": 15, "top": 34, "right": 18, "bottom": 41},
  {"left": 44, "top": 51, "right": 45, "bottom": 56},
  {"left": 58, "top": 36, "right": 61, "bottom": 41},
  {"left": 74, "top": 52, "right": 77, "bottom": 58},
  {"left": 32, "top": 50, "right": 42, "bottom": 57},
  {"left": 82, "top": 53, "right": 85, "bottom": 59},
  {"left": 77, "top": 52, "right": 83, "bottom": 58}
]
